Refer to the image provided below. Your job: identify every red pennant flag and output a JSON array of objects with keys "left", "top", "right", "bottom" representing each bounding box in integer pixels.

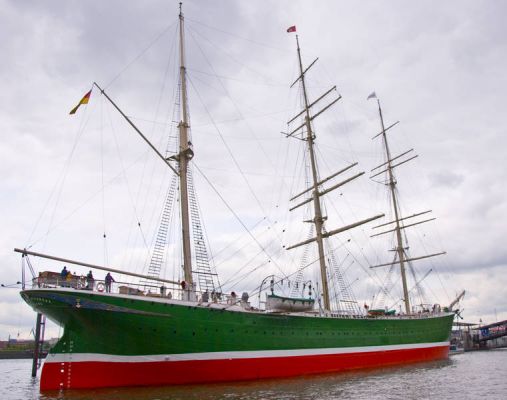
[
  {"left": 69, "top": 90, "right": 92, "bottom": 115},
  {"left": 287, "top": 25, "right": 296, "bottom": 33}
]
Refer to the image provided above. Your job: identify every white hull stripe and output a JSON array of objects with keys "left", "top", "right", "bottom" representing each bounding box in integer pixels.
[{"left": 45, "top": 341, "right": 449, "bottom": 364}]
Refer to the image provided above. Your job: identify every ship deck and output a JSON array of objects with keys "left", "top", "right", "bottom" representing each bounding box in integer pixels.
[{"left": 25, "top": 280, "right": 451, "bottom": 322}]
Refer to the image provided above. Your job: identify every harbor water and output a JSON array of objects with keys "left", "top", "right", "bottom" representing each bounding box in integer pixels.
[{"left": 1, "top": 349, "right": 506, "bottom": 399}]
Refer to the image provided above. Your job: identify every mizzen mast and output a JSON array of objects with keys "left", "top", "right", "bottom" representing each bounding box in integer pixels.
[
  {"left": 376, "top": 98, "right": 410, "bottom": 313},
  {"left": 177, "top": 3, "right": 194, "bottom": 286},
  {"left": 368, "top": 95, "right": 446, "bottom": 313}
]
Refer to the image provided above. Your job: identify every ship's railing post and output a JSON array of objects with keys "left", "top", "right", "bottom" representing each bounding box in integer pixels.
[{"left": 21, "top": 254, "right": 26, "bottom": 290}]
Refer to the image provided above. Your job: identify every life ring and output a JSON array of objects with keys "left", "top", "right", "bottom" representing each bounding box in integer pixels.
[{"left": 97, "top": 282, "right": 105, "bottom": 292}]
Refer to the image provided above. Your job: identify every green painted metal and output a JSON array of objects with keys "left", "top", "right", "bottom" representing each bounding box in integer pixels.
[{"left": 21, "top": 289, "right": 454, "bottom": 357}]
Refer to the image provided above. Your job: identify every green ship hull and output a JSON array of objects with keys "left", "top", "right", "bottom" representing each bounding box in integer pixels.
[{"left": 21, "top": 288, "right": 453, "bottom": 390}]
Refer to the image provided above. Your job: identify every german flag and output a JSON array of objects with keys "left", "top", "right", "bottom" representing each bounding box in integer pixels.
[{"left": 69, "top": 90, "right": 92, "bottom": 115}]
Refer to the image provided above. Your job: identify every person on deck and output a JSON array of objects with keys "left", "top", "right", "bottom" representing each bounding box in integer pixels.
[
  {"left": 105, "top": 272, "right": 115, "bottom": 293},
  {"left": 60, "top": 266, "right": 69, "bottom": 286},
  {"left": 180, "top": 280, "right": 187, "bottom": 300},
  {"left": 86, "top": 270, "right": 95, "bottom": 290},
  {"left": 66, "top": 271, "right": 73, "bottom": 288}
]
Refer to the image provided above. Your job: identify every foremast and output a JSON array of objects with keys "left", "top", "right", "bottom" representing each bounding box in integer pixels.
[
  {"left": 286, "top": 36, "right": 384, "bottom": 311},
  {"left": 177, "top": 3, "right": 193, "bottom": 286},
  {"left": 16, "top": 4, "right": 201, "bottom": 294}
]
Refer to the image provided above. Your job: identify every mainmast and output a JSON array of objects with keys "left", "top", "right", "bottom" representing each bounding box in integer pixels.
[
  {"left": 177, "top": 3, "right": 193, "bottom": 286},
  {"left": 376, "top": 99, "right": 410, "bottom": 313},
  {"left": 286, "top": 36, "right": 384, "bottom": 312},
  {"left": 295, "top": 36, "right": 330, "bottom": 310}
]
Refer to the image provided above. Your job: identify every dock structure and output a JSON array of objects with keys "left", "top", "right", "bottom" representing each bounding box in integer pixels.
[
  {"left": 31, "top": 313, "right": 46, "bottom": 377},
  {"left": 451, "top": 321, "right": 478, "bottom": 351},
  {"left": 453, "top": 320, "right": 507, "bottom": 351},
  {"left": 474, "top": 320, "right": 507, "bottom": 348}
]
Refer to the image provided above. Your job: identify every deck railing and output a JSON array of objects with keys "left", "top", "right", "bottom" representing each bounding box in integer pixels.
[
  {"left": 30, "top": 272, "right": 236, "bottom": 305},
  {"left": 30, "top": 272, "right": 448, "bottom": 320}
]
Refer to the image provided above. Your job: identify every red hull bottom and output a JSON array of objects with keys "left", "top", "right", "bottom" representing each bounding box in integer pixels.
[{"left": 41, "top": 345, "right": 449, "bottom": 390}]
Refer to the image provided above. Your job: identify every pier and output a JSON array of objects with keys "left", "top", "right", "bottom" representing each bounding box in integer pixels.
[
  {"left": 474, "top": 320, "right": 507, "bottom": 348},
  {"left": 453, "top": 320, "right": 507, "bottom": 351}
]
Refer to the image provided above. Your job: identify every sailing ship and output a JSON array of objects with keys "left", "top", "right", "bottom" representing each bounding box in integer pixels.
[{"left": 17, "top": 5, "right": 457, "bottom": 390}]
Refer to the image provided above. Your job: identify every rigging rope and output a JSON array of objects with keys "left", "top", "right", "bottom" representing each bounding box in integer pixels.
[
  {"left": 106, "top": 106, "right": 151, "bottom": 266},
  {"left": 104, "top": 21, "right": 178, "bottom": 89},
  {"left": 28, "top": 90, "right": 94, "bottom": 249},
  {"left": 100, "top": 98, "right": 109, "bottom": 268},
  {"left": 193, "top": 163, "right": 289, "bottom": 280},
  {"left": 186, "top": 17, "right": 291, "bottom": 55},
  {"left": 186, "top": 28, "right": 288, "bottom": 243}
]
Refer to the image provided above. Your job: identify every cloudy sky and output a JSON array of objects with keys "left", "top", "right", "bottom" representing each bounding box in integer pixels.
[{"left": 1, "top": 0, "right": 506, "bottom": 340}]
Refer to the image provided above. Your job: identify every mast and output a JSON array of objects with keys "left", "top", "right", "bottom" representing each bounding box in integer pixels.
[
  {"left": 368, "top": 97, "right": 446, "bottom": 311},
  {"left": 286, "top": 36, "right": 384, "bottom": 312},
  {"left": 178, "top": 3, "right": 193, "bottom": 286},
  {"left": 376, "top": 99, "right": 410, "bottom": 313},
  {"left": 295, "top": 36, "right": 330, "bottom": 310}
]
